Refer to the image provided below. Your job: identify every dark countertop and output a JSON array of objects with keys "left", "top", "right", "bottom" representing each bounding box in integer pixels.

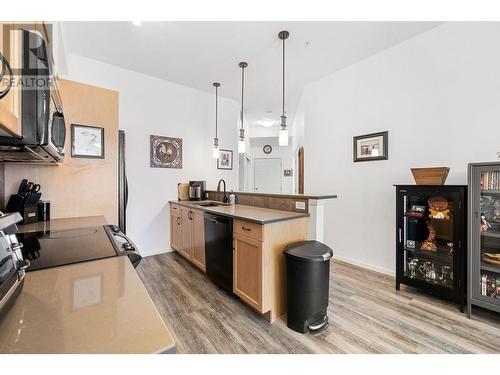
[
  {"left": 206, "top": 190, "right": 337, "bottom": 200},
  {"left": 17, "top": 216, "right": 108, "bottom": 233},
  {"left": 169, "top": 200, "right": 309, "bottom": 224}
]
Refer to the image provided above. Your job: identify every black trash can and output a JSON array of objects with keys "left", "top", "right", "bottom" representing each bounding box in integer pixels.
[{"left": 284, "top": 240, "right": 333, "bottom": 334}]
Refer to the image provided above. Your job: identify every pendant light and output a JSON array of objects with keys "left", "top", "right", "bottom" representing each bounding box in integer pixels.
[
  {"left": 238, "top": 62, "right": 248, "bottom": 154},
  {"left": 212, "top": 82, "right": 221, "bottom": 159},
  {"left": 278, "top": 30, "right": 289, "bottom": 146}
]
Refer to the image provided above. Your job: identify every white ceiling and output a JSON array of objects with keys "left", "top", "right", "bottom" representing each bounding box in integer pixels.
[{"left": 61, "top": 21, "right": 442, "bottom": 134}]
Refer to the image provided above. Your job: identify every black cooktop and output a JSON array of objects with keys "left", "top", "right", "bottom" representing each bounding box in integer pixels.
[{"left": 17, "top": 226, "right": 117, "bottom": 272}]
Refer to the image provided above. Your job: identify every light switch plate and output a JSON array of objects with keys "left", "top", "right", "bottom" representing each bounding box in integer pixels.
[{"left": 295, "top": 201, "right": 306, "bottom": 210}]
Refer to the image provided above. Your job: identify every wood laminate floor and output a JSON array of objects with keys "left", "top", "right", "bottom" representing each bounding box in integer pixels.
[{"left": 137, "top": 252, "right": 500, "bottom": 354}]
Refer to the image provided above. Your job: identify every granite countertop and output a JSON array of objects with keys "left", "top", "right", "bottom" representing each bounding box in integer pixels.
[
  {"left": 170, "top": 200, "right": 309, "bottom": 224},
  {"left": 205, "top": 190, "right": 337, "bottom": 200},
  {"left": 0, "top": 256, "right": 176, "bottom": 354}
]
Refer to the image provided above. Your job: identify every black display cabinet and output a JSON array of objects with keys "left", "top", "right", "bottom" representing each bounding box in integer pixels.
[
  {"left": 395, "top": 185, "right": 467, "bottom": 311},
  {"left": 468, "top": 162, "right": 500, "bottom": 317}
]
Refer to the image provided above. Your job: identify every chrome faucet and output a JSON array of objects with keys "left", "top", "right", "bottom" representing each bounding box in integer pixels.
[{"left": 217, "top": 179, "right": 229, "bottom": 203}]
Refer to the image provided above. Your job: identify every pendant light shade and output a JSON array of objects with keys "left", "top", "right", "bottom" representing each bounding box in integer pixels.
[
  {"left": 238, "top": 136, "right": 246, "bottom": 154},
  {"left": 212, "top": 82, "right": 220, "bottom": 159},
  {"left": 238, "top": 62, "right": 248, "bottom": 154},
  {"left": 279, "top": 126, "right": 288, "bottom": 146},
  {"left": 278, "top": 31, "right": 289, "bottom": 146}
]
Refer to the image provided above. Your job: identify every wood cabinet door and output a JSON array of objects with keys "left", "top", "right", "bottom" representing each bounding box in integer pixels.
[
  {"left": 180, "top": 207, "right": 193, "bottom": 259},
  {"left": 170, "top": 213, "right": 182, "bottom": 251},
  {"left": 0, "top": 23, "right": 22, "bottom": 137},
  {"left": 233, "top": 233, "right": 263, "bottom": 312},
  {"left": 191, "top": 210, "right": 206, "bottom": 272}
]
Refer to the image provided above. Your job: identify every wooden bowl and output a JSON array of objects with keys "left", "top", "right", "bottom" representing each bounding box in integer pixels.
[{"left": 411, "top": 167, "right": 450, "bottom": 185}]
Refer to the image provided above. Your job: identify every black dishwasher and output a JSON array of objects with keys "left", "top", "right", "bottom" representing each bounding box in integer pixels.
[{"left": 204, "top": 213, "right": 233, "bottom": 293}]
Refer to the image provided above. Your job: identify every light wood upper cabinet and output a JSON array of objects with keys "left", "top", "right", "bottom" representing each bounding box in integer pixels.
[
  {"left": 0, "top": 23, "right": 22, "bottom": 137},
  {"left": 0, "top": 22, "right": 59, "bottom": 138},
  {"left": 233, "top": 232, "right": 263, "bottom": 312},
  {"left": 191, "top": 210, "right": 206, "bottom": 271},
  {"left": 180, "top": 206, "right": 193, "bottom": 259}
]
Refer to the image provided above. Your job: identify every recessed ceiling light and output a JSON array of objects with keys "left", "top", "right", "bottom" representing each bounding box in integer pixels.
[
  {"left": 259, "top": 120, "right": 276, "bottom": 127},
  {"left": 132, "top": 21, "right": 142, "bottom": 26}
]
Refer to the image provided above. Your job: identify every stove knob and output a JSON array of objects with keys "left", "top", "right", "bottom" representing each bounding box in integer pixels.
[{"left": 122, "top": 243, "right": 134, "bottom": 251}]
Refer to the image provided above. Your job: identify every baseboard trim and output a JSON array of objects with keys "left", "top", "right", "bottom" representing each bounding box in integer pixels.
[{"left": 333, "top": 254, "right": 395, "bottom": 277}]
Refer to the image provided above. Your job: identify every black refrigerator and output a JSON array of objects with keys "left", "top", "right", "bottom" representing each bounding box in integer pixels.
[{"left": 118, "top": 130, "right": 128, "bottom": 233}]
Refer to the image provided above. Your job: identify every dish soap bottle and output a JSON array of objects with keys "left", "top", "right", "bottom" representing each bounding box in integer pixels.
[{"left": 229, "top": 193, "right": 236, "bottom": 205}]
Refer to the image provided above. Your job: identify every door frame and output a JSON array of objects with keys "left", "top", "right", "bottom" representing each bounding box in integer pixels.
[{"left": 297, "top": 147, "right": 304, "bottom": 194}]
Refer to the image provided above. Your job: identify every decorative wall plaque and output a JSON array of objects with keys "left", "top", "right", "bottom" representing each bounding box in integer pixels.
[{"left": 150, "top": 135, "right": 182, "bottom": 168}]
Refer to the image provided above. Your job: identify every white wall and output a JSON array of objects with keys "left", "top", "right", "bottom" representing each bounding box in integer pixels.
[
  {"left": 291, "top": 93, "right": 305, "bottom": 193},
  {"left": 61, "top": 53, "right": 239, "bottom": 256},
  {"left": 302, "top": 22, "right": 500, "bottom": 275},
  {"left": 248, "top": 137, "right": 294, "bottom": 193}
]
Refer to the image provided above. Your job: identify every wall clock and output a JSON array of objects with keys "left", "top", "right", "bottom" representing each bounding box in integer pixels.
[{"left": 263, "top": 144, "right": 272, "bottom": 154}]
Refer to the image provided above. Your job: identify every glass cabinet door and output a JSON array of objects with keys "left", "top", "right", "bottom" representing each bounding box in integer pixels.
[
  {"left": 400, "top": 191, "right": 458, "bottom": 289},
  {"left": 471, "top": 166, "right": 500, "bottom": 302}
]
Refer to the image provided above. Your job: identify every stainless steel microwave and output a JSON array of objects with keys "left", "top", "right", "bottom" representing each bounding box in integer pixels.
[{"left": 0, "top": 29, "right": 66, "bottom": 163}]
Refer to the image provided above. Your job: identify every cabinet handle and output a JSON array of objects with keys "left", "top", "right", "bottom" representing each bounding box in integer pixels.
[
  {"left": 242, "top": 226, "right": 251, "bottom": 232},
  {"left": 398, "top": 228, "right": 402, "bottom": 243},
  {"left": 177, "top": 217, "right": 180, "bottom": 225},
  {"left": 188, "top": 211, "right": 193, "bottom": 220}
]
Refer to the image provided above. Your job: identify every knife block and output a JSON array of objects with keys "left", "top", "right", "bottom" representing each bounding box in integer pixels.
[{"left": 22, "top": 205, "right": 38, "bottom": 224}]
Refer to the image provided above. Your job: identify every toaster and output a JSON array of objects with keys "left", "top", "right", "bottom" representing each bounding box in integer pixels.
[{"left": 0, "top": 212, "right": 29, "bottom": 319}]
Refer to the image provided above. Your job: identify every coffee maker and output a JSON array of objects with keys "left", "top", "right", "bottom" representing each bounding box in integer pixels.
[{"left": 189, "top": 181, "right": 206, "bottom": 201}]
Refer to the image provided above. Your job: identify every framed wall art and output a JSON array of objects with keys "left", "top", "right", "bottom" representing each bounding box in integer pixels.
[
  {"left": 217, "top": 149, "right": 233, "bottom": 170},
  {"left": 150, "top": 135, "right": 183, "bottom": 168},
  {"left": 71, "top": 124, "right": 105, "bottom": 159},
  {"left": 353, "top": 131, "right": 388, "bottom": 162}
]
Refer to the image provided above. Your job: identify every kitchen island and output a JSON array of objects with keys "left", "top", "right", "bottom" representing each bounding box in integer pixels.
[
  {"left": 169, "top": 200, "right": 309, "bottom": 322},
  {"left": 206, "top": 190, "right": 337, "bottom": 242},
  {"left": 0, "top": 216, "right": 176, "bottom": 354}
]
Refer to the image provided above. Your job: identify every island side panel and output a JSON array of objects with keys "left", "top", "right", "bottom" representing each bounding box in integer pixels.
[{"left": 263, "top": 217, "right": 309, "bottom": 322}]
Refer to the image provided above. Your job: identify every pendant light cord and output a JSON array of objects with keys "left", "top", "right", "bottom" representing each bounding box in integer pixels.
[
  {"left": 240, "top": 65, "right": 245, "bottom": 128},
  {"left": 282, "top": 36, "right": 285, "bottom": 117},
  {"left": 215, "top": 84, "right": 218, "bottom": 138}
]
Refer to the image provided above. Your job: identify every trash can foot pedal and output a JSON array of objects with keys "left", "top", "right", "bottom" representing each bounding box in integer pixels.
[{"left": 308, "top": 316, "right": 328, "bottom": 334}]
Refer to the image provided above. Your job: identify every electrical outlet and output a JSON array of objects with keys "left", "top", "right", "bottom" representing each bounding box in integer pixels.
[{"left": 295, "top": 201, "right": 306, "bottom": 210}]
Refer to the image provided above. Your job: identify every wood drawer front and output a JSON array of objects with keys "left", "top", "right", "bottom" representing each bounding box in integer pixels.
[
  {"left": 170, "top": 203, "right": 180, "bottom": 216},
  {"left": 234, "top": 219, "right": 263, "bottom": 241},
  {"left": 233, "top": 233, "right": 263, "bottom": 312}
]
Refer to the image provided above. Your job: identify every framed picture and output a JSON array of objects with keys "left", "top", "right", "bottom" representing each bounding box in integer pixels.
[
  {"left": 217, "top": 149, "right": 233, "bottom": 170},
  {"left": 150, "top": 135, "right": 183, "bottom": 168},
  {"left": 353, "top": 131, "right": 388, "bottom": 162},
  {"left": 71, "top": 124, "right": 105, "bottom": 159}
]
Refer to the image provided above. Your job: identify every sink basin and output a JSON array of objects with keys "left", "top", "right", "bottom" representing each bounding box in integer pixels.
[{"left": 196, "top": 202, "right": 223, "bottom": 207}]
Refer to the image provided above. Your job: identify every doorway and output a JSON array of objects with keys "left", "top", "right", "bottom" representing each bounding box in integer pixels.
[{"left": 254, "top": 158, "right": 282, "bottom": 193}]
